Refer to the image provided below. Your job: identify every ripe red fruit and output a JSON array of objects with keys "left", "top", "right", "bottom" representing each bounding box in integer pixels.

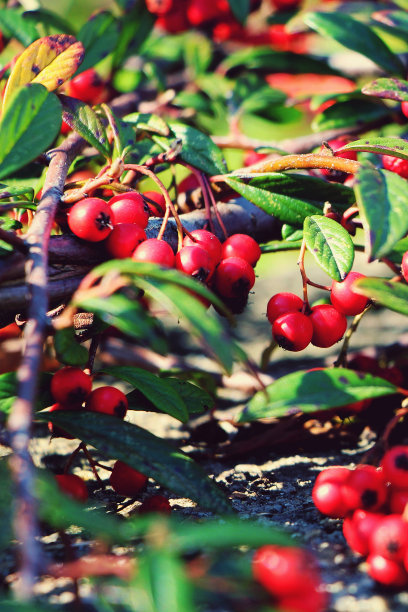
[
  {"left": 343, "top": 510, "right": 384, "bottom": 556},
  {"left": 271, "top": 0, "right": 301, "bottom": 9},
  {"left": 367, "top": 554, "right": 408, "bottom": 587},
  {"left": 47, "top": 403, "right": 75, "bottom": 440},
  {"left": 68, "top": 197, "right": 113, "bottom": 242},
  {"left": 314, "top": 465, "right": 351, "bottom": 487},
  {"left": 67, "top": 68, "right": 107, "bottom": 105},
  {"left": 109, "top": 461, "right": 148, "bottom": 497},
  {"left": 319, "top": 137, "right": 357, "bottom": 183},
  {"left": 341, "top": 465, "right": 387, "bottom": 513},
  {"left": 146, "top": 0, "right": 173, "bottom": 14},
  {"left": 221, "top": 234, "right": 261, "bottom": 267},
  {"left": 132, "top": 238, "right": 175, "bottom": 267},
  {"left": 401, "top": 251, "right": 408, "bottom": 283},
  {"left": 382, "top": 154, "right": 408, "bottom": 179},
  {"left": 401, "top": 101, "right": 408, "bottom": 119},
  {"left": 0, "top": 322, "right": 21, "bottom": 341},
  {"left": 85, "top": 386, "right": 128, "bottom": 419},
  {"left": 138, "top": 494, "right": 171, "bottom": 514},
  {"left": 243, "top": 150, "right": 267, "bottom": 167},
  {"left": 175, "top": 245, "right": 215, "bottom": 282},
  {"left": 389, "top": 488, "right": 408, "bottom": 514},
  {"left": 369, "top": 515, "right": 408, "bottom": 562},
  {"left": 51, "top": 366, "right": 92, "bottom": 406},
  {"left": 142, "top": 191, "right": 166, "bottom": 217},
  {"left": 330, "top": 271, "right": 369, "bottom": 316},
  {"left": 266, "top": 292, "right": 303, "bottom": 324},
  {"left": 272, "top": 311, "right": 313, "bottom": 352},
  {"left": 213, "top": 256, "right": 256, "bottom": 299},
  {"left": 381, "top": 446, "right": 408, "bottom": 488},
  {"left": 309, "top": 304, "right": 348, "bottom": 348},
  {"left": 109, "top": 192, "right": 149, "bottom": 228},
  {"left": 106, "top": 223, "right": 146, "bottom": 259},
  {"left": 312, "top": 481, "right": 349, "bottom": 518},
  {"left": 55, "top": 474, "right": 88, "bottom": 503},
  {"left": 182, "top": 230, "right": 222, "bottom": 266}
]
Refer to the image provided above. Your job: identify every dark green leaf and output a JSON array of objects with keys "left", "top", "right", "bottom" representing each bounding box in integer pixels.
[
  {"left": 227, "top": 0, "right": 250, "bottom": 23},
  {"left": 60, "top": 95, "right": 110, "bottom": 158},
  {"left": 124, "top": 112, "right": 171, "bottom": 137},
  {"left": 282, "top": 224, "right": 303, "bottom": 242},
  {"left": 54, "top": 327, "right": 88, "bottom": 367},
  {"left": 43, "top": 411, "right": 233, "bottom": 514},
  {"left": 261, "top": 239, "right": 303, "bottom": 253},
  {"left": 173, "top": 91, "right": 211, "bottom": 113},
  {"left": 183, "top": 32, "right": 213, "bottom": 77},
  {"left": 0, "top": 185, "right": 34, "bottom": 200},
  {"left": 372, "top": 9, "right": 408, "bottom": 33},
  {"left": 340, "top": 137, "right": 408, "bottom": 160},
  {"left": 239, "top": 368, "right": 398, "bottom": 421},
  {"left": 23, "top": 9, "right": 75, "bottom": 35},
  {"left": 304, "top": 215, "right": 354, "bottom": 281},
  {"left": 0, "top": 9, "right": 38, "bottom": 46},
  {"left": 167, "top": 123, "right": 227, "bottom": 175},
  {"left": 0, "top": 84, "right": 61, "bottom": 180},
  {"left": 77, "top": 11, "right": 120, "bottom": 74},
  {"left": 163, "top": 378, "right": 214, "bottom": 414},
  {"left": 312, "top": 99, "right": 390, "bottom": 132},
  {"left": 353, "top": 276, "right": 408, "bottom": 316},
  {"left": 362, "top": 77, "right": 408, "bottom": 102},
  {"left": 239, "top": 86, "right": 286, "bottom": 115},
  {"left": 0, "top": 603, "right": 57, "bottom": 612},
  {"left": 304, "top": 12, "right": 405, "bottom": 75},
  {"left": 113, "top": 3, "right": 155, "bottom": 67},
  {"left": 100, "top": 365, "right": 189, "bottom": 423},
  {"left": 0, "top": 458, "right": 12, "bottom": 552},
  {"left": 387, "top": 236, "right": 408, "bottom": 263},
  {"left": 103, "top": 108, "right": 136, "bottom": 160},
  {"left": 0, "top": 372, "right": 53, "bottom": 421},
  {"left": 354, "top": 163, "right": 408, "bottom": 260}
]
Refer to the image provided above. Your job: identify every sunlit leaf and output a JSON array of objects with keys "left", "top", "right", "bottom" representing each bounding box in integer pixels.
[
  {"left": 304, "top": 215, "right": 354, "bottom": 281},
  {"left": 340, "top": 137, "right": 408, "bottom": 161},
  {"left": 362, "top": 77, "right": 408, "bottom": 102},
  {"left": 60, "top": 95, "right": 110, "bottom": 157},
  {"left": 353, "top": 276, "right": 408, "bottom": 316}
]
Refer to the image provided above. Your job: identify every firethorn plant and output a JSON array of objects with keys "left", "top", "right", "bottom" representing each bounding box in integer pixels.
[{"left": 3, "top": 0, "right": 408, "bottom": 610}]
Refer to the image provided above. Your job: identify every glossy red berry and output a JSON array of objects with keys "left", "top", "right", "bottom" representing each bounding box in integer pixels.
[
  {"left": 109, "top": 460, "right": 148, "bottom": 497},
  {"left": 367, "top": 554, "right": 408, "bottom": 587},
  {"left": 341, "top": 465, "right": 387, "bottom": 512},
  {"left": 389, "top": 488, "right": 408, "bottom": 514},
  {"left": 109, "top": 192, "right": 149, "bottom": 228},
  {"left": 309, "top": 304, "right": 347, "bottom": 348},
  {"left": 142, "top": 191, "right": 166, "bottom": 217},
  {"left": 68, "top": 197, "right": 113, "bottom": 242},
  {"left": 182, "top": 230, "right": 222, "bottom": 266},
  {"left": 176, "top": 245, "right": 215, "bottom": 282},
  {"left": 138, "top": 494, "right": 171, "bottom": 514},
  {"left": 272, "top": 311, "right": 313, "bottom": 352},
  {"left": 312, "top": 480, "right": 349, "bottom": 518},
  {"left": 343, "top": 510, "right": 384, "bottom": 556},
  {"left": 381, "top": 446, "right": 408, "bottom": 489},
  {"left": 85, "top": 386, "right": 128, "bottom": 419},
  {"left": 55, "top": 474, "right": 88, "bottom": 503},
  {"left": 369, "top": 515, "right": 408, "bottom": 562},
  {"left": 213, "top": 256, "right": 256, "bottom": 299},
  {"left": 266, "top": 292, "right": 303, "bottom": 324},
  {"left": 314, "top": 465, "right": 352, "bottom": 487},
  {"left": 401, "top": 101, "right": 408, "bottom": 120},
  {"left": 146, "top": 0, "right": 173, "bottom": 14},
  {"left": 67, "top": 68, "right": 107, "bottom": 105},
  {"left": 401, "top": 251, "right": 408, "bottom": 283},
  {"left": 132, "top": 238, "right": 175, "bottom": 267},
  {"left": 51, "top": 366, "right": 92, "bottom": 406},
  {"left": 382, "top": 154, "right": 408, "bottom": 179},
  {"left": 330, "top": 272, "right": 369, "bottom": 316},
  {"left": 106, "top": 223, "right": 146, "bottom": 259},
  {"left": 221, "top": 234, "right": 261, "bottom": 267}
]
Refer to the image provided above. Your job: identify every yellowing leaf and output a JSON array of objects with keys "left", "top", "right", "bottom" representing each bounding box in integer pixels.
[{"left": 3, "top": 34, "right": 84, "bottom": 110}]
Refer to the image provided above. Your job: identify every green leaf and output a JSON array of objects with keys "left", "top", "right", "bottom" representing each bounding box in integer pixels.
[
  {"left": 43, "top": 410, "right": 233, "bottom": 514},
  {"left": 282, "top": 224, "right": 303, "bottom": 242},
  {"left": 113, "top": 3, "right": 155, "bottom": 67},
  {"left": 304, "top": 12, "right": 405, "bottom": 76},
  {"left": 0, "top": 84, "right": 61, "bottom": 180},
  {"left": 227, "top": 0, "right": 250, "bottom": 23},
  {"left": 0, "top": 8, "right": 38, "bottom": 47},
  {"left": 311, "top": 99, "right": 390, "bottom": 132},
  {"left": 261, "top": 239, "right": 303, "bottom": 253},
  {"left": 103, "top": 108, "right": 136, "bottom": 160},
  {"left": 340, "top": 137, "right": 408, "bottom": 160},
  {"left": 0, "top": 372, "right": 53, "bottom": 422},
  {"left": 60, "top": 95, "right": 110, "bottom": 158},
  {"left": 304, "top": 215, "right": 354, "bottom": 281},
  {"left": 100, "top": 365, "right": 189, "bottom": 423},
  {"left": 167, "top": 123, "right": 227, "bottom": 175},
  {"left": 353, "top": 276, "right": 408, "bottom": 316},
  {"left": 354, "top": 163, "right": 408, "bottom": 260},
  {"left": 54, "top": 327, "right": 88, "bottom": 367},
  {"left": 23, "top": 9, "right": 75, "bottom": 35},
  {"left": 239, "top": 368, "right": 398, "bottom": 422},
  {"left": 225, "top": 177, "right": 323, "bottom": 226},
  {"left": 0, "top": 184, "right": 34, "bottom": 200},
  {"left": 76, "top": 11, "right": 120, "bottom": 74},
  {"left": 124, "top": 112, "right": 171, "bottom": 137},
  {"left": 0, "top": 458, "right": 12, "bottom": 552},
  {"left": 183, "top": 32, "right": 213, "bottom": 77},
  {"left": 163, "top": 378, "right": 214, "bottom": 414},
  {"left": 387, "top": 236, "right": 408, "bottom": 263},
  {"left": 362, "top": 77, "right": 408, "bottom": 102},
  {"left": 0, "top": 603, "right": 57, "bottom": 612}
]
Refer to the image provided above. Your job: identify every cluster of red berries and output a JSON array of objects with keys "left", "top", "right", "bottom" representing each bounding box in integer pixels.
[
  {"left": 313, "top": 446, "right": 408, "bottom": 587},
  {"left": 252, "top": 544, "right": 327, "bottom": 612},
  {"left": 267, "top": 271, "right": 369, "bottom": 352}
]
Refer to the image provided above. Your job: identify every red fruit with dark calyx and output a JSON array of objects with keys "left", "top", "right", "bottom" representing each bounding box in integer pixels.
[
  {"left": 266, "top": 292, "right": 303, "bottom": 324},
  {"left": 369, "top": 515, "right": 408, "bottom": 562},
  {"left": 176, "top": 245, "right": 215, "bottom": 283},
  {"left": 330, "top": 272, "right": 369, "bottom": 316},
  {"left": 221, "top": 234, "right": 261, "bottom": 267},
  {"left": 381, "top": 446, "right": 408, "bottom": 489},
  {"left": 382, "top": 154, "right": 408, "bottom": 179},
  {"left": 132, "top": 238, "right": 175, "bottom": 267},
  {"left": 51, "top": 366, "right": 92, "bottom": 406},
  {"left": 343, "top": 510, "right": 384, "bottom": 556},
  {"left": 68, "top": 198, "right": 113, "bottom": 242},
  {"left": 138, "top": 494, "right": 171, "bottom": 515},
  {"left": 143, "top": 191, "right": 166, "bottom": 217},
  {"left": 55, "top": 474, "right": 88, "bottom": 503},
  {"left": 67, "top": 68, "right": 107, "bottom": 105},
  {"left": 309, "top": 304, "right": 348, "bottom": 348},
  {"left": 182, "top": 230, "right": 222, "bottom": 267},
  {"left": 272, "top": 311, "right": 313, "bottom": 352},
  {"left": 109, "top": 461, "right": 148, "bottom": 497},
  {"left": 106, "top": 224, "right": 146, "bottom": 259},
  {"left": 85, "top": 386, "right": 128, "bottom": 419},
  {"left": 109, "top": 192, "right": 149, "bottom": 228},
  {"left": 341, "top": 464, "right": 387, "bottom": 513},
  {"left": 213, "top": 256, "right": 256, "bottom": 300}
]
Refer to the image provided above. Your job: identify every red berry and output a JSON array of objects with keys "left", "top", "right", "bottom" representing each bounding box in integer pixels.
[
  {"left": 312, "top": 481, "right": 349, "bottom": 518},
  {"left": 60, "top": 119, "right": 72, "bottom": 135},
  {"left": 369, "top": 515, "right": 408, "bottom": 562},
  {"left": 319, "top": 137, "right": 357, "bottom": 182},
  {"left": 68, "top": 197, "right": 113, "bottom": 242},
  {"left": 383, "top": 154, "right": 408, "bottom": 179},
  {"left": 142, "top": 191, "right": 166, "bottom": 217},
  {"left": 51, "top": 366, "right": 92, "bottom": 406},
  {"left": 67, "top": 68, "right": 107, "bottom": 105},
  {"left": 343, "top": 510, "right": 384, "bottom": 556},
  {"left": 109, "top": 192, "right": 149, "bottom": 228},
  {"left": 85, "top": 386, "right": 128, "bottom": 419},
  {"left": 266, "top": 292, "right": 303, "bottom": 324},
  {"left": 272, "top": 311, "right": 313, "bottom": 352},
  {"left": 146, "top": 0, "right": 173, "bottom": 14},
  {"left": 138, "top": 494, "right": 171, "bottom": 514},
  {"left": 402, "top": 251, "right": 408, "bottom": 283},
  {"left": 176, "top": 245, "right": 215, "bottom": 282},
  {"left": 182, "top": 230, "right": 222, "bottom": 266},
  {"left": 401, "top": 101, "right": 408, "bottom": 119},
  {"left": 381, "top": 446, "right": 408, "bottom": 489},
  {"left": 330, "top": 272, "right": 369, "bottom": 316},
  {"left": 243, "top": 150, "right": 267, "bottom": 167},
  {"left": 367, "top": 554, "right": 408, "bottom": 587},
  {"left": 106, "top": 223, "right": 146, "bottom": 259},
  {"left": 278, "top": 588, "right": 328, "bottom": 612},
  {"left": 213, "top": 256, "right": 256, "bottom": 299},
  {"left": 389, "top": 488, "right": 408, "bottom": 514},
  {"left": 309, "top": 304, "right": 348, "bottom": 348},
  {"left": 314, "top": 465, "right": 351, "bottom": 487},
  {"left": 132, "top": 238, "right": 175, "bottom": 267},
  {"left": 55, "top": 474, "right": 88, "bottom": 503},
  {"left": 341, "top": 465, "right": 387, "bottom": 512},
  {"left": 109, "top": 460, "right": 148, "bottom": 497},
  {"left": 221, "top": 234, "right": 261, "bottom": 267},
  {"left": 271, "top": 0, "right": 301, "bottom": 9}
]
